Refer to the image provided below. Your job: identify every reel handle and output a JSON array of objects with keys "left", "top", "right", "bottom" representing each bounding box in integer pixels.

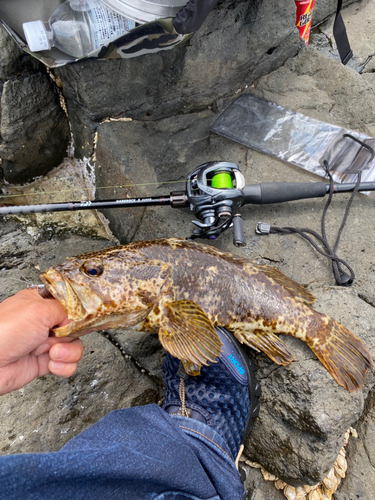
[{"left": 233, "top": 215, "right": 246, "bottom": 247}]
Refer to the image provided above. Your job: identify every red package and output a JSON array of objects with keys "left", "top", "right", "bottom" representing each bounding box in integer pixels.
[{"left": 295, "top": 0, "right": 315, "bottom": 45}]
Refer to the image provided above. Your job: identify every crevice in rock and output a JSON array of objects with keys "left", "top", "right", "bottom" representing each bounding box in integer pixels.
[
  {"left": 361, "top": 54, "right": 375, "bottom": 74},
  {"left": 45, "top": 67, "right": 80, "bottom": 165},
  {"left": 266, "top": 47, "right": 277, "bottom": 55},
  {"left": 359, "top": 54, "right": 375, "bottom": 74},
  {"left": 358, "top": 293, "right": 375, "bottom": 309},
  {"left": 245, "top": 33, "right": 302, "bottom": 85},
  {"left": 256, "top": 256, "right": 282, "bottom": 264}
]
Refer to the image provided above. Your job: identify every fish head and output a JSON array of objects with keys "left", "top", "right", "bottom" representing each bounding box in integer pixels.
[{"left": 39, "top": 249, "right": 170, "bottom": 337}]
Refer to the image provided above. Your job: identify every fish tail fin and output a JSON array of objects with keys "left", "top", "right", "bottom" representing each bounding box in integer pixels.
[{"left": 305, "top": 315, "right": 372, "bottom": 392}]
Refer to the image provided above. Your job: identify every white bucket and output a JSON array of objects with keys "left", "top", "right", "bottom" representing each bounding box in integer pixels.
[{"left": 101, "top": 0, "right": 188, "bottom": 24}]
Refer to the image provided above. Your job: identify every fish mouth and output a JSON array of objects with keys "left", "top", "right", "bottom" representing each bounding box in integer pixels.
[
  {"left": 40, "top": 269, "right": 70, "bottom": 308},
  {"left": 40, "top": 269, "right": 103, "bottom": 337}
]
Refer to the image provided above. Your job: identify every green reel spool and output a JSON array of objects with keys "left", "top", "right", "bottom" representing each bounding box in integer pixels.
[{"left": 210, "top": 172, "right": 233, "bottom": 189}]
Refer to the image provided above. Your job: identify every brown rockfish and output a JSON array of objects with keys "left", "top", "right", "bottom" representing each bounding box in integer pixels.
[{"left": 39, "top": 238, "right": 371, "bottom": 392}]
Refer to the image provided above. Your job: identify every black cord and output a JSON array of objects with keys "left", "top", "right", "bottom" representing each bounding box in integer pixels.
[
  {"left": 268, "top": 225, "right": 355, "bottom": 282},
  {"left": 268, "top": 135, "right": 375, "bottom": 286}
]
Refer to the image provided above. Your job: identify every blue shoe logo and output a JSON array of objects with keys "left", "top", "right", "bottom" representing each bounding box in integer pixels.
[
  {"left": 216, "top": 328, "right": 248, "bottom": 384},
  {"left": 228, "top": 354, "right": 245, "bottom": 376}
]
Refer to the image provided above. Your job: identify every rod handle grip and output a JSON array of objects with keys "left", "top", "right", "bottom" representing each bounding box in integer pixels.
[{"left": 242, "top": 182, "right": 327, "bottom": 205}]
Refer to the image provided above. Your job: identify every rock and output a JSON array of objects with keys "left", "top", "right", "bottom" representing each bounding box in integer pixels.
[
  {"left": 0, "top": 219, "right": 111, "bottom": 302},
  {"left": 0, "top": 24, "right": 70, "bottom": 183},
  {"left": 0, "top": 24, "right": 38, "bottom": 79},
  {"left": 243, "top": 464, "right": 286, "bottom": 500},
  {"left": 106, "top": 329, "right": 166, "bottom": 383},
  {"left": 312, "top": 0, "right": 357, "bottom": 23},
  {"left": 55, "top": 0, "right": 307, "bottom": 159},
  {"left": 94, "top": 110, "right": 221, "bottom": 243},
  {"left": 250, "top": 46, "right": 375, "bottom": 136},
  {"left": 362, "top": 72, "right": 375, "bottom": 86},
  {"left": 2, "top": 158, "right": 112, "bottom": 241},
  {"left": 0, "top": 72, "right": 70, "bottom": 183},
  {"left": 335, "top": 387, "right": 375, "bottom": 500}
]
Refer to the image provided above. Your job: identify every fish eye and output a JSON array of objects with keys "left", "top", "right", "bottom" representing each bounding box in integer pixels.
[{"left": 80, "top": 259, "right": 104, "bottom": 278}]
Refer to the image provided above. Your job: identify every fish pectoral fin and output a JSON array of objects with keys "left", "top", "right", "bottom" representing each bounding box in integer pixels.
[
  {"left": 251, "top": 263, "right": 315, "bottom": 305},
  {"left": 305, "top": 317, "right": 372, "bottom": 392},
  {"left": 158, "top": 300, "right": 222, "bottom": 367},
  {"left": 232, "top": 327, "right": 294, "bottom": 365}
]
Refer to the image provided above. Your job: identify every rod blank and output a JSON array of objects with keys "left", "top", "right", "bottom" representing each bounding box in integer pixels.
[{"left": 0, "top": 196, "right": 172, "bottom": 215}]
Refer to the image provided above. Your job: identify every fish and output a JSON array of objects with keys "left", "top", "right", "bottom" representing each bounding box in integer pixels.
[{"left": 39, "top": 238, "right": 372, "bottom": 392}]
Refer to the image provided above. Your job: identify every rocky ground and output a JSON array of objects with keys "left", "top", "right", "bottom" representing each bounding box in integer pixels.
[{"left": 0, "top": 0, "right": 375, "bottom": 499}]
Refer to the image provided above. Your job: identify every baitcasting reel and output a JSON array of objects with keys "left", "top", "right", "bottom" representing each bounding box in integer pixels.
[{"left": 183, "top": 162, "right": 247, "bottom": 246}]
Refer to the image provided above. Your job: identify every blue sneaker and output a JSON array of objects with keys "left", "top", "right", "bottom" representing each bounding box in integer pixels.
[{"left": 162, "top": 326, "right": 261, "bottom": 465}]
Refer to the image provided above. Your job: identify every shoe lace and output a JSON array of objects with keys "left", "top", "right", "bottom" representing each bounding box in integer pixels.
[
  {"left": 177, "top": 378, "right": 190, "bottom": 418},
  {"left": 168, "top": 363, "right": 191, "bottom": 418}
]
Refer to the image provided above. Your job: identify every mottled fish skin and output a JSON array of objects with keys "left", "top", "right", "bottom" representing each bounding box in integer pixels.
[{"left": 39, "top": 238, "right": 372, "bottom": 391}]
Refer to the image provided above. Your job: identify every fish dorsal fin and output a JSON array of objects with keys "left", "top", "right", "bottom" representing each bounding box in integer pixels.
[
  {"left": 251, "top": 263, "right": 315, "bottom": 305},
  {"left": 158, "top": 300, "right": 222, "bottom": 370}
]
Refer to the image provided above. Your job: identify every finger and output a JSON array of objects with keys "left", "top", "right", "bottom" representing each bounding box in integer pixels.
[
  {"left": 17, "top": 289, "right": 68, "bottom": 332},
  {"left": 40, "top": 298, "right": 68, "bottom": 331},
  {"left": 48, "top": 360, "right": 79, "bottom": 378},
  {"left": 34, "top": 336, "right": 82, "bottom": 357},
  {"left": 36, "top": 352, "right": 52, "bottom": 378},
  {"left": 49, "top": 339, "right": 84, "bottom": 363}
]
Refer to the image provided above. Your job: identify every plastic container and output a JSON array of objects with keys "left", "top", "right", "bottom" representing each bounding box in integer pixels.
[
  {"left": 101, "top": 0, "right": 188, "bottom": 24},
  {"left": 23, "top": 0, "right": 136, "bottom": 58}
]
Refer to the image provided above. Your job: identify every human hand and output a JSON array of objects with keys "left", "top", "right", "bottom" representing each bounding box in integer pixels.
[{"left": 0, "top": 289, "right": 84, "bottom": 396}]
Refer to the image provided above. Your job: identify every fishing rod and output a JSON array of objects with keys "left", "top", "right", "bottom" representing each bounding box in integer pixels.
[{"left": 1, "top": 161, "right": 374, "bottom": 247}]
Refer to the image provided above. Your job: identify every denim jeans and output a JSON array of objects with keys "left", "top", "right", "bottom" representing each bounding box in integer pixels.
[{"left": 0, "top": 404, "right": 245, "bottom": 500}]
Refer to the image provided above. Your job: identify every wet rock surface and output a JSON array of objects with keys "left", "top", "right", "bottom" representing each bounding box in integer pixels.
[
  {"left": 0, "top": 0, "right": 375, "bottom": 498},
  {"left": 0, "top": 26, "right": 69, "bottom": 183}
]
